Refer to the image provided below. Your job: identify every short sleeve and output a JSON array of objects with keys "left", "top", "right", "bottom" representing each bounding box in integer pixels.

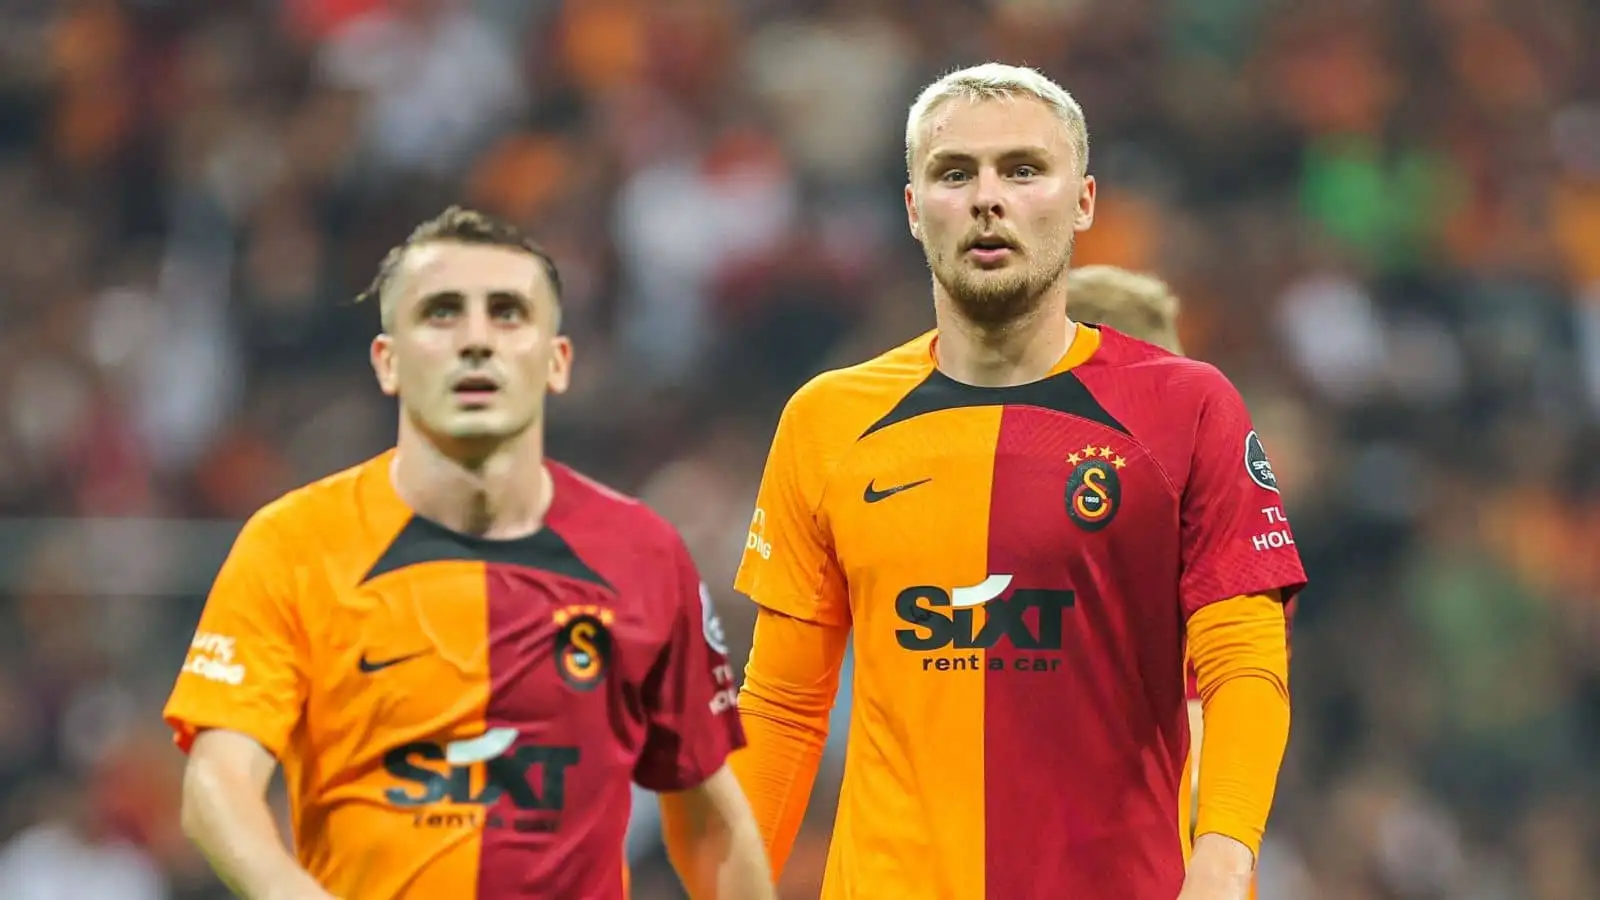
[
  {"left": 162, "top": 510, "right": 309, "bottom": 759},
  {"left": 733, "top": 391, "right": 849, "bottom": 626},
  {"left": 633, "top": 534, "right": 748, "bottom": 793},
  {"left": 1178, "top": 372, "right": 1308, "bottom": 619}
]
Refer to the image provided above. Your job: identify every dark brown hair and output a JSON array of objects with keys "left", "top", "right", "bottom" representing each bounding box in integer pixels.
[{"left": 357, "top": 206, "right": 563, "bottom": 326}]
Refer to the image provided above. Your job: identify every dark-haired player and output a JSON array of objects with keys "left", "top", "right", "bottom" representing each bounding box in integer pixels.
[
  {"left": 164, "top": 207, "right": 775, "bottom": 900},
  {"left": 731, "top": 64, "right": 1303, "bottom": 900}
]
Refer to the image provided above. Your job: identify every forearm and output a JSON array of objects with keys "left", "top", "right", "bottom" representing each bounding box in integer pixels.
[
  {"left": 709, "top": 821, "right": 775, "bottom": 900},
  {"left": 1185, "top": 696, "right": 1204, "bottom": 807},
  {"left": 661, "top": 789, "right": 775, "bottom": 900},
  {"left": 1188, "top": 593, "right": 1291, "bottom": 860},
  {"left": 729, "top": 609, "right": 846, "bottom": 877},
  {"left": 1194, "top": 673, "right": 1289, "bottom": 855},
  {"left": 180, "top": 760, "right": 326, "bottom": 900},
  {"left": 732, "top": 689, "right": 829, "bottom": 870}
]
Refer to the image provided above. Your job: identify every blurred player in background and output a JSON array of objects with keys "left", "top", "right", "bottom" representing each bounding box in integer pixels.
[
  {"left": 1064, "top": 264, "right": 1184, "bottom": 354},
  {"left": 162, "top": 207, "right": 774, "bottom": 900},
  {"left": 1065, "top": 264, "right": 1261, "bottom": 899},
  {"left": 730, "top": 64, "right": 1303, "bottom": 900}
]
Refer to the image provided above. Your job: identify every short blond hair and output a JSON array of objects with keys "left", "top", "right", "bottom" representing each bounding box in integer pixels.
[
  {"left": 905, "top": 63, "right": 1089, "bottom": 176},
  {"left": 1066, "top": 265, "right": 1183, "bottom": 354}
]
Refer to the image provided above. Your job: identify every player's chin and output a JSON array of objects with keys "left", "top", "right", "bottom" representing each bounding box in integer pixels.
[
  {"left": 438, "top": 409, "right": 527, "bottom": 441},
  {"left": 947, "top": 267, "right": 1032, "bottom": 303}
]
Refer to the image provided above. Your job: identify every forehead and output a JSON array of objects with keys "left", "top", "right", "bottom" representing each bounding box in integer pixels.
[
  {"left": 391, "top": 241, "right": 552, "bottom": 306},
  {"left": 917, "top": 95, "right": 1073, "bottom": 166}
]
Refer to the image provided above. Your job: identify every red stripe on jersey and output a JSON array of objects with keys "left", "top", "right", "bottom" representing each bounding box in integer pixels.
[
  {"left": 982, "top": 406, "right": 1187, "bottom": 899},
  {"left": 477, "top": 560, "right": 630, "bottom": 899}
]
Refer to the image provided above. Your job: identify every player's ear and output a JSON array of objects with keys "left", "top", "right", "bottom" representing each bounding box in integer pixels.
[
  {"left": 1074, "top": 174, "right": 1096, "bottom": 233},
  {"left": 371, "top": 333, "right": 399, "bottom": 397},
  {"left": 905, "top": 184, "right": 921, "bottom": 240},
  {"left": 545, "top": 336, "right": 573, "bottom": 396}
]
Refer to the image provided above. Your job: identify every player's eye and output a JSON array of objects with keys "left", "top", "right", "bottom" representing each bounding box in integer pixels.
[
  {"left": 425, "top": 304, "right": 459, "bottom": 321},
  {"left": 1012, "top": 164, "right": 1040, "bottom": 179},
  {"left": 490, "top": 300, "right": 529, "bottom": 322},
  {"left": 939, "top": 169, "right": 970, "bottom": 184}
]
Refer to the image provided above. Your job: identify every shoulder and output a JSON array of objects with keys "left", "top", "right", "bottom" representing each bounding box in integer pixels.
[
  {"left": 779, "top": 330, "right": 938, "bottom": 444},
  {"left": 239, "top": 454, "right": 389, "bottom": 553},
  {"left": 548, "top": 464, "right": 701, "bottom": 622},
  {"left": 1090, "top": 326, "right": 1217, "bottom": 379},
  {"left": 550, "top": 462, "right": 686, "bottom": 557},
  {"left": 1083, "top": 328, "right": 1242, "bottom": 415},
  {"left": 1077, "top": 330, "right": 1252, "bottom": 481}
]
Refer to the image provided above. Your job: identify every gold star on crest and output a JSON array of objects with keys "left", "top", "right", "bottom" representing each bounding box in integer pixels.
[
  {"left": 1067, "top": 452, "right": 1082, "bottom": 465},
  {"left": 1112, "top": 455, "right": 1127, "bottom": 469},
  {"left": 553, "top": 605, "right": 615, "bottom": 626},
  {"left": 1082, "top": 445, "right": 1101, "bottom": 457}
]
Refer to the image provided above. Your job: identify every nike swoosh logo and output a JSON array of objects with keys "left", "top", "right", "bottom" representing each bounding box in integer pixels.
[
  {"left": 358, "top": 650, "right": 429, "bottom": 674},
  {"left": 863, "top": 478, "right": 932, "bottom": 503}
]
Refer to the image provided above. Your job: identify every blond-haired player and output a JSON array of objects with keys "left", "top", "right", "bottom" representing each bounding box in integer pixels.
[
  {"left": 731, "top": 64, "right": 1301, "bottom": 900},
  {"left": 1066, "top": 265, "right": 1184, "bottom": 353}
]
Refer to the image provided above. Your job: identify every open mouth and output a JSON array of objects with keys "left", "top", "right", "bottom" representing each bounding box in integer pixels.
[
  {"left": 452, "top": 375, "right": 500, "bottom": 404},
  {"left": 966, "top": 234, "right": 1015, "bottom": 263}
]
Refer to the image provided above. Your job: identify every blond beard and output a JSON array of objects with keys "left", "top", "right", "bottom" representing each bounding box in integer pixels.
[{"left": 928, "top": 233, "right": 1075, "bottom": 327}]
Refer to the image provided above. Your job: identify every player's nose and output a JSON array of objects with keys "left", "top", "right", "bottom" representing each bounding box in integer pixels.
[
  {"left": 458, "top": 343, "right": 493, "bottom": 364},
  {"left": 456, "top": 308, "right": 495, "bottom": 360},
  {"left": 970, "top": 167, "right": 1006, "bottom": 219}
]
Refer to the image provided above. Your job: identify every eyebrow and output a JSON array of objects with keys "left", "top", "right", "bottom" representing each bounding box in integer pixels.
[
  {"left": 417, "top": 289, "right": 533, "bottom": 306},
  {"left": 418, "top": 290, "right": 465, "bottom": 307},
  {"left": 925, "top": 146, "right": 1055, "bottom": 169}
]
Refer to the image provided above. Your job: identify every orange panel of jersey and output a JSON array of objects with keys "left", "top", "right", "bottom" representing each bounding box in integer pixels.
[
  {"left": 735, "top": 325, "right": 1306, "bottom": 899},
  {"left": 164, "top": 452, "right": 744, "bottom": 899}
]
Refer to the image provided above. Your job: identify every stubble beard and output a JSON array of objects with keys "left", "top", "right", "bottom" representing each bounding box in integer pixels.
[{"left": 929, "top": 232, "right": 1076, "bottom": 328}]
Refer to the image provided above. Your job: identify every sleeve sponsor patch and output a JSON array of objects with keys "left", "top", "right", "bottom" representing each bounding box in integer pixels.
[
  {"left": 699, "top": 581, "right": 728, "bottom": 656},
  {"left": 1244, "top": 431, "right": 1278, "bottom": 493},
  {"left": 182, "top": 631, "right": 247, "bottom": 685}
]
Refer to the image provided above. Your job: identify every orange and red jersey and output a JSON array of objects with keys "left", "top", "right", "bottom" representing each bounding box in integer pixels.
[
  {"left": 163, "top": 451, "right": 744, "bottom": 899},
  {"left": 734, "top": 325, "right": 1306, "bottom": 899},
  {"left": 1186, "top": 594, "right": 1297, "bottom": 700}
]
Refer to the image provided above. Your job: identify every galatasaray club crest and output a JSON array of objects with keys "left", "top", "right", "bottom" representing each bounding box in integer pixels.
[
  {"left": 553, "top": 605, "right": 614, "bottom": 692},
  {"left": 1065, "top": 444, "right": 1126, "bottom": 532}
]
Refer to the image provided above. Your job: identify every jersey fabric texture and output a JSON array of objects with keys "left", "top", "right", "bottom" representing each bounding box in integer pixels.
[
  {"left": 164, "top": 451, "right": 744, "bottom": 899},
  {"left": 734, "top": 325, "right": 1307, "bottom": 899}
]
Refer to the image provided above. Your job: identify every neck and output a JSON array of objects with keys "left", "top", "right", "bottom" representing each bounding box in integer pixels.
[
  {"left": 932, "top": 285, "right": 1076, "bottom": 387},
  {"left": 391, "top": 417, "right": 552, "bottom": 539}
]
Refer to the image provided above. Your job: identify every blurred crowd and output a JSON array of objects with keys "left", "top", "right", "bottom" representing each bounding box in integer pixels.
[{"left": 1, "top": 0, "right": 1598, "bottom": 897}]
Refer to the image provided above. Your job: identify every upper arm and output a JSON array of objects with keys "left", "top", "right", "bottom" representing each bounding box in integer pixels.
[
  {"left": 1186, "top": 592, "right": 1291, "bottom": 700},
  {"left": 163, "top": 509, "right": 309, "bottom": 760},
  {"left": 741, "top": 606, "right": 849, "bottom": 724},
  {"left": 186, "top": 728, "right": 280, "bottom": 799},
  {"left": 634, "top": 533, "right": 748, "bottom": 793},
  {"left": 734, "top": 390, "right": 849, "bottom": 627},
  {"left": 1178, "top": 371, "right": 1308, "bottom": 620}
]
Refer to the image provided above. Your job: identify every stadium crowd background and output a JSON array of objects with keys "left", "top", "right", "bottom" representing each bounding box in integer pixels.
[{"left": 0, "top": 0, "right": 1597, "bottom": 897}]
